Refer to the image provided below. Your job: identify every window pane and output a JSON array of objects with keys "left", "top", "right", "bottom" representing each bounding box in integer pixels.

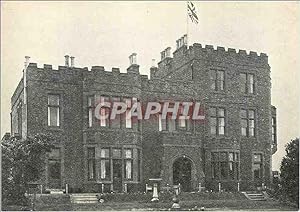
[
  {"left": 211, "top": 81, "right": 216, "bottom": 90},
  {"left": 241, "top": 119, "right": 248, "bottom": 127},
  {"left": 249, "top": 128, "right": 255, "bottom": 137},
  {"left": 168, "top": 118, "right": 176, "bottom": 132},
  {"left": 88, "top": 160, "right": 95, "bottom": 179},
  {"left": 49, "top": 148, "right": 61, "bottom": 159},
  {"left": 217, "top": 71, "right": 224, "bottom": 80},
  {"left": 88, "top": 108, "right": 93, "bottom": 127},
  {"left": 249, "top": 119, "right": 255, "bottom": 128},
  {"left": 100, "top": 108, "right": 107, "bottom": 127},
  {"left": 219, "top": 80, "right": 224, "bottom": 91},
  {"left": 240, "top": 110, "right": 247, "bottom": 118},
  {"left": 210, "top": 108, "right": 217, "bottom": 116},
  {"left": 249, "top": 74, "right": 254, "bottom": 84},
  {"left": 212, "top": 152, "right": 218, "bottom": 161},
  {"left": 125, "top": 160, "right": 132, "bottom": 179},
  {"left": 48, "top": 95, "right": 59, "bottom": 105},
  {"left": 112, "top": 149, "right": 122, "bottom": 158},
  {"left": 100, "top": 159, "right": 110, "bottom": 179},
  {"left": 229, "top": 162, "right": 234, "bottom": 179},
  {"left": 249, "top": 110, "right": 255, "bottom": 119},
  {"left": 218, "top": 126, "right": 225, "bottom": 135},
  {"left": 124, "top": 149, "right": 132, "bottom": 158},
  {"left": 212, "top": 162, "right": 218, "bottom": 179},
  {"left": 253, "top": 154, "right": 262, "bottom": 162},
  {"left": 100, "top": 148, "right": 109, "bottom": 158},
  {"left": 211, "top": 126, "right": 216, "bottom": 135},
  {"left": 241, "top": 127, "right": 247, "bottom": 136},
  {"left": 88, "top": 148, "right": 95, "bottom": 158},
  {"left": 220, "top": 162, "right": 227, "bottom": 179},
  {"left": 210, "top": 70, "right": 216, "bottom": 80},
  {"left": 126, "top": 110, "right": 132, "bottom": 128},
  {"left": 220, "top": 152, "right": 227, "bottom": 161},
  {"left": 49, "top": 107, "right": 59, "bottom": 126},
  {"left": 228, "top": 153, "right": 234, "bottom": 161},
  {"left": 219, "top": 117, "right": 225, "bottom": 127},
  {"left": 218, "top": 108, "right": 225, "bottom": 117},
  {"left": 235, "top": 153, "right": 239, "bottom": 161},
  {"left": 88, "top": 96, "right": 93, "bottom": 107},
  {"left": 179, "top": 118, "right": 186, "bottom": 128}
]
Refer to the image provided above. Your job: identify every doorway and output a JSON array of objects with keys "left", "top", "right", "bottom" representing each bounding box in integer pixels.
[
  {"left": 112, "top": 159, "right": 122, "bottom": 192},
  {"left": 173, "top": 157, "right": 192, "bottom": 192}
]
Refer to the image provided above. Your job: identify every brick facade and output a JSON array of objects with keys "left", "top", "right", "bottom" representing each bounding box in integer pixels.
[{"left": 10, "top": 41, "right": 277, "bottom": 192}]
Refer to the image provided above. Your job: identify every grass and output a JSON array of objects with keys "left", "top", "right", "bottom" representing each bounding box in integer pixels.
[{"left": 2, "top": 192, "right": 298, "bottom": 211}]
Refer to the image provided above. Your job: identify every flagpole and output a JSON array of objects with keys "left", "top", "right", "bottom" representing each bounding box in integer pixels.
[{"left": 186, "top": 1, "right": 189, "bottom": 47}]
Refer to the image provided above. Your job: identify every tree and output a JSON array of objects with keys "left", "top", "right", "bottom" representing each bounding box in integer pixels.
[
  {"left": 280, "top": 138, "right": 299, "bottom": 206},
  {"left": 1, "top": 134, "right": 54, "bottom": 205}
]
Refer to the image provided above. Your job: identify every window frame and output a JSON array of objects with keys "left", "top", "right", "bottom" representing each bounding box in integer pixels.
[
  {"left": 47, "top": 94, "right": 60, "bottom": 127},
  {"left": 240, "top": 109, "right": 256, "bottom": 137},
  {"left": 240, "top": 72, "right": 255, "bottom": 94},
  {"left": 210, "top": 69, "right": 225, "bottom": 91},
  {"left": 209, "top": 107, "right": 226, "bottom": 136},
  {"left": 87, "top": 147, "right": 96, "bottom": 181}
]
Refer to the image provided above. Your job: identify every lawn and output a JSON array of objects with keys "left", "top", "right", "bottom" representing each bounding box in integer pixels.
[{"left": 2, "top": 192, "right": 298, "bottom": 211}]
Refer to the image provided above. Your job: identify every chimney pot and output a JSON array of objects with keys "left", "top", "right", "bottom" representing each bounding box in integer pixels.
[
  {"left": 24, "top": 56, "right": 30, "bottom": 69},
  {"left": 151, "top": 59, "right": 156, "bottom": 67},
  {"left": 129, "top": 53, "right": 137, "bottom": 65},
  {"left": 64, "top": 55, "right": 70, "bottom": 67},
  {"left": 70, "top": 56, "right": 75, "bottom": 67}
]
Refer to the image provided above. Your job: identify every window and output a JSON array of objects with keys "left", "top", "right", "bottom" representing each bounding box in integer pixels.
[
  {"left": 137, "top": 149, "right": 141, "bottom": 181},
  {"left": 48, "top": 148, "right": 61, "bottom": 180},
  {"left": 87, "top": 148, "right": 95, "bottom": 180},
  {"left": 48, "top": 95, "right": 60, "bottom": 126},
  {"left": 211, "top": 151, "right": 240, "bottom": 180},
  {"left": 240, "top": 109, "right": 255, "bottom": 137},
  {"left": 124, "top": 149, "right": 133, "bottom": 180},
  {"left": 100, "top": 96, "right": 110, "bottom": 127},
  {"left": 253, "top": 153, "right": 263, "bottom": 179},
  {"left": 240, "top": 73, "right": 254, "bottom": 94},
  {"left": 210, "top": 70, "right": 225, "bottom": 91},
  {"left": 111, "top": 97, "right": 121, "bottom": 128},
  {"left": 210, "top": 107, "right": 225, "bottom": 135},
  {"left": 272, "top": 117, "right": 277, "bottom": 144},
  {"left": 158, "top": 114, "right": 167, "bottom": 131},
  {"left": 17, "top": 103, "right": 22, "bottom": 136},
  {"left": 88, "top": 96, "right": 94, "bottom": 127},
  {"left": 100, "top": 148, "right": 110, "bottom": 180},
  {"left": 124, "top": 98, "right": 132, "bottom": 128}
]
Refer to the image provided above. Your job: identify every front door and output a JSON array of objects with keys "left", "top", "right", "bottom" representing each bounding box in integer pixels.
[
  {"left": 173, "top": 157, "right": 192, "bottom": 192},
  {"left": 113, "top": 159, "right": 122, "bottom": 192},
  {"left": 48, "top": 159, "right": 61, "bottom": 189}
]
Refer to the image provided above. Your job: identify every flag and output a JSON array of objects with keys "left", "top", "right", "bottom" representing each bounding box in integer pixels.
[{"left": 187, "top": 1, "right": 198, "bottom": 24}]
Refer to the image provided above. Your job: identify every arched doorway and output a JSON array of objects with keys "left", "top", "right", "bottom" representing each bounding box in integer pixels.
[{"left": 173, "top": 157, "right": 192, "bottom": 192}]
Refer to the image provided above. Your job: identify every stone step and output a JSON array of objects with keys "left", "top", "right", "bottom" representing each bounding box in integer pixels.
[
  {"left": 70, "top": 194, "right": 98, "bottom": 204},
  {"left": 242, "top": 191, "right": 267, "bottom": 201}
]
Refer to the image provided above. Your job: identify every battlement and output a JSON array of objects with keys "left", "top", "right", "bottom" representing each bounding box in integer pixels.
[{"left": 190, "top": 43, "right": 268, "bottom": 63}]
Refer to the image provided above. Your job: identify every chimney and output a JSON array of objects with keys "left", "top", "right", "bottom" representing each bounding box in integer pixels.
[
  {"left": 127, "top": 53, "right": 139, "bottom": 74},
  {"left": 24, "top": 56, "right": 30, "bottom": 69},
  {"left": 150, "top": 59, "right": 158, "bottom": 79},
  {"left": 64, "top": 55, "right": 70, "bottom": 67},
  {"left": 151, "top": 59, "right": 156, "bottom": 67},
  {"left": 161, "top": 47, "right": 172, "bottom": 60},
  {"left": 70, "top": 56, "right": 75, "bottom": 67}
]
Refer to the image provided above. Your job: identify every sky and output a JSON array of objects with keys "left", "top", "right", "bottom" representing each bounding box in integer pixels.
[{"left": 1, "top": 1, "right": 299, "bottom": 170}]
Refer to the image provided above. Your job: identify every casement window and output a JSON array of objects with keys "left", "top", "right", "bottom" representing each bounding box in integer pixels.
[
  {"left": 124, "top": 98, "right": 132, "bottom": 128},
  {"left": 48, "top": 148, "right": 61, "bottom": 180},
  {"left": 272, "top": 117, "right": 277, "bottom": 144},
  {"left": 17, "top": 103, "right": 22, "bottom": 136},
  {"left": 240, "top": 109, "right": 255, "bottom": 137},
  {"left": 111, "top": 97, "right": 121, "bottom": 128},
  {"left": 210, "top": 107, "right": 225, "bottom": 135},
  {"left": 211, "top": 151, "right": 240, "bottom": 180},
  {"left": 87, "top": 148, "right": 96, "bottom": 180},
  {"left": 137, "top": 149, "right": 141, "bottom": 182},
  {"left": 87, "top": 96, "right": 94, "bottom": 127},
  {"left": 100, "top": 96, "right": 110, "bottom": 127},
  {"left": 253, "top": 153, "right": 263, "bottom": 179},
  {"left": 48, "top": 94, "right": 60, "bottom": 126},
  {"left": 240, "top": 73, "right": 254, "bottom": 94},
  {"left": 124, "top": 149, "right": 133, "bottom": 180},
  {"left": 210, "top": 70, "right": 225, "bottom": 91},
  {"left": 100, "top": 148, "right": 110, "bottom": 180},
  {"left": 158, "top": 114, "right": 167, "bottom": 131}
]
